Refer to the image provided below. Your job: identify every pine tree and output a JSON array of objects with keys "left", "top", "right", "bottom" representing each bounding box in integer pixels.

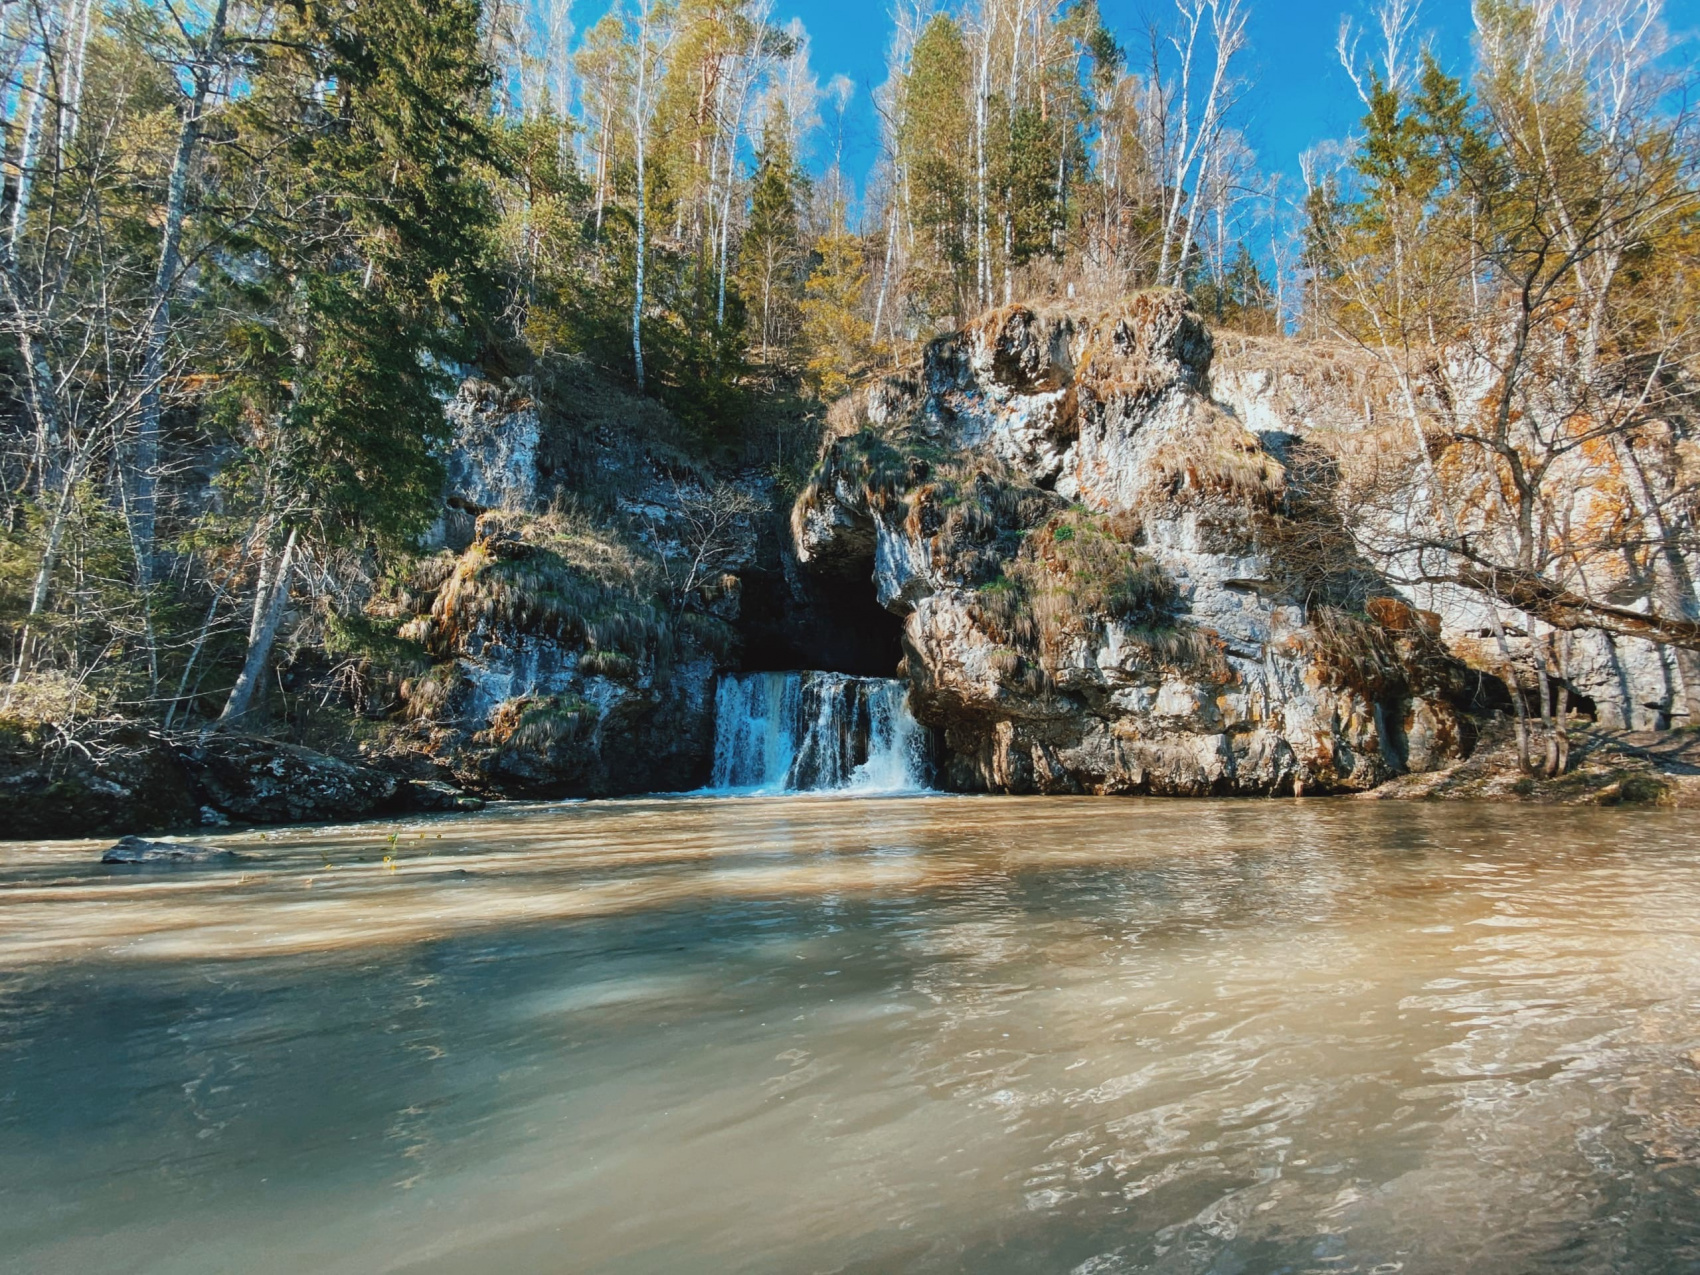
[
  {"left": 900, "top": 15, "right": 974, "bottom": 323},
  {"left": 739, "top": 110, "right": 809, "bottom": 363},
  {"left": 210, "top": 0, "right": 501, "bottom": 724}
]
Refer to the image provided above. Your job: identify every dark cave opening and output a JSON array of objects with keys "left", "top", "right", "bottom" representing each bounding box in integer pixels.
[{"left": 736, "top": 561, "right": 906, "bottom": 678}]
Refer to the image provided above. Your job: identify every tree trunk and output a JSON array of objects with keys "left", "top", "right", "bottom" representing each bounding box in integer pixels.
[
  {"left": 974, "top": 24, "right": 991, "bottom": 310},
  {"left": 1487, "top": 606, "right": 1533, "bottom": 773},
  {"left": 872, "top": 189, "right": 899, "bottom": 347},
  {"left": 1551, "top": 630, "right": 1572, "bottom": 775},
  {"left": 1, "top": 463, "right": 79, "bottom": 712},
  {"left": 714, "top": 80, "right": 742, "bottom": 329},
  {"left": 215, "top": 527, "right": 297, "bottom": 730},
  {"left": 4, "top": 48, "right": 64, "bottom": 499},
  {"left": 9, "top": 50, "right": 48, "bottom": 251},
  {"left": 133, "top": 0, "right": 229, "bottom": 586},
  {"left": 1531, "top": 615, "right": 1559, "bottom": 777},
  {"left": 631, "top": 3, "right": 650, "bottom": 391},
  {"left": 60, "top": 0, "right": 96, "bottom": 150},
  {"left": 165, "top": 518, "right": 265, "bottom": 729}
]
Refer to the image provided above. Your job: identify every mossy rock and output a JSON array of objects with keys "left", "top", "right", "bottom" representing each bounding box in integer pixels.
[{"left": 1599, "top": 772, "right": 1672, "bottom": 807}]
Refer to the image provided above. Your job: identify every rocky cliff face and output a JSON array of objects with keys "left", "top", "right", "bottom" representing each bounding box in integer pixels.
[
  {"left": 392, "top": 506, "right": 729, "bottom": 798},
  {"left": 794, "top": 293, "right": 1480, "bottom": 795},
  {"left": 355, "top": 358, "right": 791, "bottom": 798},
  {"left": 1211, "top": 335, "right": 1698, "bottom": 733}
]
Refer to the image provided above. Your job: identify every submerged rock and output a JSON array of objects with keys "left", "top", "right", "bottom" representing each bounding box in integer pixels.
[
  {"left": 793, "top": 291, "right": 1481, "bottom": 796},
  {"left": 404, "top": 778, "right": 487, "bottom": 812},
  {"left": 101, "top": 835, "right": 235, "bottom": 865}
]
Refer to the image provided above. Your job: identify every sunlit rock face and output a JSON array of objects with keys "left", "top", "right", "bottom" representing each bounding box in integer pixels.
[
  {"left": 443, "top": 378, "right": 541, "bottom": 512},
  {"left": 1212, "top": 335, "right": 1698, "bottom": 732},
  {"left": 795, "top": 292, "right": 1480, "bottom": 796}
]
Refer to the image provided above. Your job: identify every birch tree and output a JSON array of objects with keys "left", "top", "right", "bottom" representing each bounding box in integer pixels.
[
  {"left": 132, "top": 0, "right": 236, "bottom": 587},
  {"left": 628, "top": 0, "right": 671, "bottom": 391},
  {"left": 1309, "top": 0, "right": 1700, "bottom": 769},
  {"left": 1151, "top": 0, "right": 1247, "bottom": 289}
]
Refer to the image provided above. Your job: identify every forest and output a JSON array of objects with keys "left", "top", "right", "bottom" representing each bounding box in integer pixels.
[{"left": 1, "top": 0, "right": 1696, "bottom": 788}]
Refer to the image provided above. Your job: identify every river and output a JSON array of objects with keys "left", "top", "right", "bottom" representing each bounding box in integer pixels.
[{"left": 2, "top": 796, "right": 1698, "bottom": 1273}]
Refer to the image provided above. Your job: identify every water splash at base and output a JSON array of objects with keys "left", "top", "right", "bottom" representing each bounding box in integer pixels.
[{"left": 709, "top": 672, "right": 932, "bottom": 794}]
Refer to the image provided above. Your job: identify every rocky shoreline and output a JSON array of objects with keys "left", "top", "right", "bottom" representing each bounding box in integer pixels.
[
  {"left": 8, "top": 713, "right": 1695, "bottom": 845},
  {"left": 0, "top": 724, "right": 484, "bottom": 841}
]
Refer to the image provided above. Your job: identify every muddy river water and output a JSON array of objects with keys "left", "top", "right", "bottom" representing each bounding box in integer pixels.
[{"left": 2, "top": 796, "right": 1698, "bottom": 1273}]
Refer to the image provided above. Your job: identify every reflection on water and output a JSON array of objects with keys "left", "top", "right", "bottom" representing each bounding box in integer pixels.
[{"left": 2, "top": 797, "right": 1699, "bottom": 1274}]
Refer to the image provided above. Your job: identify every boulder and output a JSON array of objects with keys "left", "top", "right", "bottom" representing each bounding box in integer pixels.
[
  {"left": 102, "top": 836, "right": 235, "bottom": 865},
  {"left": 0, "top": 724, "right": 199, "bottom": 839},
  {"left": 177, "top": 736, "right": 400, "bottom": 824}
]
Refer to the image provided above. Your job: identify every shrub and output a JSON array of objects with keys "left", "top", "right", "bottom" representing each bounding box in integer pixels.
[
  {"left": 1146, "top": 404, "right": 1285, "bottom": 508},
  {"left": 477, "top": 693, "right": 598, "bottom": 752},
  {"left": 430, "top": 510, "right": 668, "bottom": 661}
]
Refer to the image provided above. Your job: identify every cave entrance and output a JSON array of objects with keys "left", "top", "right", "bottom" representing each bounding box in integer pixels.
[{"left": 737, "top": 558, "right": 905, "bottom": 678}]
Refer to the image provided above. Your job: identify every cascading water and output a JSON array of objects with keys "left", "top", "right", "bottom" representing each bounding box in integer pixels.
[{"left": 709, "top": 672, "right": 932, "bottom": 794}]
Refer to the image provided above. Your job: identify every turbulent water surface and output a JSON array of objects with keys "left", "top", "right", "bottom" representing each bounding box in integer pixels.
[{"left": 2, "top": 797, "right": 1699, "bottom": 1274}]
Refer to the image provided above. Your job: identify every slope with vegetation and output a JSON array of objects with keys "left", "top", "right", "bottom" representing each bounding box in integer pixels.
[{"left": 1, "top": 0, "right": 1696, "bottom": 831}]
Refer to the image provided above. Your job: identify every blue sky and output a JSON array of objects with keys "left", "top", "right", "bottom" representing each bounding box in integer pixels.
[
  {"left": 573, "top": 0, "right": 1700, "bottom": 199},
  {"left": 777, "top": 0, "right": 1700, "bottom": 187}
]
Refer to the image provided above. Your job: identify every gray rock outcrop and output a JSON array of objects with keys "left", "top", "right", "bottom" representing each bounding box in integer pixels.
[
  {"left": 794, "top": 293, "right": 1480, "bottom": 795},
  {"left": 175, "top": 736, "right": 402, "bottom": 824},
  {"left": 0, "top": 725, "right": 199, "bottom": 839},
  {"left": 395, "top": 509, "right": 727, "bottom": 797},
  {"left": 443, "top": 378, "right": 541, "bottom": 512},
  {"left": 1211, "top": 334, "right": 1698, "bottom": 733}
]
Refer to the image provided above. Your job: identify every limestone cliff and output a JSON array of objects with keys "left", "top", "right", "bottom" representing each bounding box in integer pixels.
[
  {"left": 793, "top": 292, "right": 1481, "bottom": 795},
  {"left": 355, "top": 360, "right": 772, "bottom": 799},
  {"left": 1210, "top": 334, "right": 1698, "bottom": 733}
]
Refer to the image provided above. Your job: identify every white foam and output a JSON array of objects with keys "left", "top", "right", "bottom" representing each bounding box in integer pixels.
[{"left": 708, "top": 672, "right": 931, "bottom": 794}]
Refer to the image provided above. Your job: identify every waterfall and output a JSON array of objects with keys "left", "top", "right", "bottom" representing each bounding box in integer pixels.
[{"left": 709, "top": 672, "right": 932, "bottom": 794}]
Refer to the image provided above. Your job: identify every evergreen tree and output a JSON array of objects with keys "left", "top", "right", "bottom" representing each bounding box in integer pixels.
[
  {"left": 800, "top": 232, "right": 871, "bottom": 400},
  {"left": 1192, "top": 241, "right": 1276, "bottom": 332},
  {"left": 209, "top": 0, "right": 501, "bottom": 723},
  {"left": 739, "top": 110, "right": 809, "bottom": 364},
  {"left": 900, "top": 15, "right": 974, "bottom": 323}
]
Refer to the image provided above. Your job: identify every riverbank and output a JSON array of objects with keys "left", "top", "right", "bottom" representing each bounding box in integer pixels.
[
  {"left": 1368, "top": 718, "right": 1700, "bottom": 808},
  {"left": 0, "top": 721, "right": 486, "bottom": 841},
  {"left": 6, "top": 711, "right": 1695, "bottom": 844}
]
